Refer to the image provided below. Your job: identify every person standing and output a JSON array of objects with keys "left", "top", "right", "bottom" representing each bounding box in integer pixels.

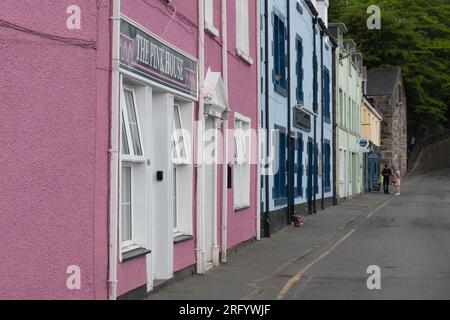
[
  {"left": 392, "top": 165, "right": 401, "bottom": 196},
  {"left": 382, "top": 164, "right": 392, "bottom": 194}
]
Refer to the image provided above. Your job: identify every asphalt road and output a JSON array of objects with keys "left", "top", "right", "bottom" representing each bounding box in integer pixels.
[
  {"left": 279, "top": 169, "right": 450, "bottom": 300},
  {"left": 146, "top": 169, "right": 450, "bottom": 300}
]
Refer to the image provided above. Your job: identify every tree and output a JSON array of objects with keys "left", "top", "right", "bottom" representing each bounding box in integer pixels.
[{"left": 330, "top": 0, "right": 450, "bottom": 135}]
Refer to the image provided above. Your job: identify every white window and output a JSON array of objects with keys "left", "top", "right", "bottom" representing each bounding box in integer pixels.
[
  {"left": 236, "top": 0, "right": 252, "bottom": 64},
  {"left": 172, "top": 104, "right": 189, "bottom": 164},
  {"left": 234, "top": 113, "right": 251, "bottom": 209},
  {"left": 121, "top": 166, "right": 133, "bottom": 246},
  {"left": 120, "top": 85, "right": 146, "bottom": 252},
  {"left": 205, "top": 0, "right": 219, "bottom": 37},
  {"left": 122, "top": 87, "right": 144, "bottom": 161},
  {"left": 172, "top": 103, "right": 192, "bottom": 236}
]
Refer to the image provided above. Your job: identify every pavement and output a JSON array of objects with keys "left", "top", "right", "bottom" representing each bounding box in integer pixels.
[{"left": 146, "top": 169, "right": 450, "bottom": 300}]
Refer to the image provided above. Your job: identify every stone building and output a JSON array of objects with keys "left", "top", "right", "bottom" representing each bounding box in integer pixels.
[{"left": 366, "top": 67, "right": 408, "bottom": 175}]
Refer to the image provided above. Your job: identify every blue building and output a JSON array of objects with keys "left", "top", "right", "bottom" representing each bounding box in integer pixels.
[{"left": 260, "top": 0, "right": 336, "bottom": 236}]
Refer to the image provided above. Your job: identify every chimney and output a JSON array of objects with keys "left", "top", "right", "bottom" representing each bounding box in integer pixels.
[{"left": 316, "top": 0, "right": 329, "bottom": 27}]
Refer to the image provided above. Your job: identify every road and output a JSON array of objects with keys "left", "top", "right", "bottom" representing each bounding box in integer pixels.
[
  {"left": 146, "top": 169, "right": 450, "bottom": 300},
  {"left": 278, "top": 169, "right": 450, "bottom": 300}
]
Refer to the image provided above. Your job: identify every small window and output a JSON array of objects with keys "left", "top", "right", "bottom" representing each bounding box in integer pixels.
[
  {"left": 172, "top": 103, "right": 193, "bottom": 237},
  {"left": 234, "top": 114, "right": 251, "bottom": 209},
  {"left": 273, "top": 12, "right": 287, "bottom": 95},
  {"left": 120, "top": 84, "right": 147, "bottom": 253},
  {"left": 121, "top": 166, "right": 133, "bottom": 245},
  {"left": 296, "top": 37, "right": 304, "bottom": 104},
  {"left": 172, "top": 104, "right": 189, "bottom": 164},
  {"left": 323, "top": 67, "right": 331, "bottom": 123},
  {"left": 122, "top": 87, "right": 144, "bottom": 160},
  {"left": 236, "top": 0, "right": 251, "bottom": 62}
]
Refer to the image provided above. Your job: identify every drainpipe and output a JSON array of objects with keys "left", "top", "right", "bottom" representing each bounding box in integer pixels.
[
  {"left": 320, "top": 29, "right": 325, "bottom": 210},
  {"left": 263, "top": 0, "right": 270, "bottom": 237},
  {"left": 312, "top": 16, "right": 318, "bottom": 214},
  {"left": 108, "top": 0, "right": 121, "bottom": 301},
  {"left": 286, "top": 0, "right": 292, "bottom": 224},
  {"left": 256, "top": 0, "right": 261, "bottom": 241},
  {"left": 221, "top": 0, "right": 229, "bottom": 263},
  {"left": 332, "top": 42, "right": 338, "bottom": 205},
  {"left": 196, "top": 0, "right": 206, "bottom": 274}
]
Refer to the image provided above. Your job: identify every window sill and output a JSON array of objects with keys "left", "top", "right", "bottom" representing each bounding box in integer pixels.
[
  {"left": 205, "top": 22, "right": 219, "bottom": 38},
  {"left": 122, "top": 247, "right": 151, "bottom": 262},
  {"left": 274, "top": 197, "right": 288, "bottom": 207},
  {"left": 174, "top": 234, "right": 193, "bottom": 244},
  {"left": 236, "top": 49, "right": 253, "bottom": 65},
  {"left": 234, "top": 205, "right": 250, "bottom": 212}
]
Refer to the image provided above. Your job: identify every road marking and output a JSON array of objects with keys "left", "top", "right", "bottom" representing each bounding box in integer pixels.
[
  {"left": 276, "top": 229, "right": 355, "bottom": 300},
  {"left": 276, "top": 177, "right": 420, "bottom": 300},
  {"left": 367, "top": 199, "right": 392, "bottom": 218}
]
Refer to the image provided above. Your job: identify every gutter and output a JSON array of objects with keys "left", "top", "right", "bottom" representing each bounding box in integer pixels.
[
  {"left": 263, "top": 0, "right": 270, "bottom": 237},
  {"left": 196, "top": 0, "right": 206, "bottom": 274},
  {"left": 320, "top": 28, "right": 325, "bottom": 210},
  {"left": 108, "top": 0, "right": 121, "bottom": 301},
  {"left": 221, "top": 0, "right": 229, "bottom": 262},
  {"left": 286, "top": 0, "right": 293, "bottom": 224},
  {"left": 332, "top": 37, "right": 338, "bottom": 205},
  {"left": 312, "top": 15, "right": 318, "bottom": 214},
  {"left": 256, "top": 0, "right": 261, "bottom": 241}
]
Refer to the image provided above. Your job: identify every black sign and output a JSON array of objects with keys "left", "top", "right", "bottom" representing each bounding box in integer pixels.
[
  {"left": 293, "top": 109, "right": 312, "bottom": 132},
  {"left": 120, "top": 19, "right": 198, "bottom": 99}
]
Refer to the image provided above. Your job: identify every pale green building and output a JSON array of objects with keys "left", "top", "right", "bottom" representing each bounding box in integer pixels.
[{"left": 329, "top": 23, "right": 364, "bottom": 199}]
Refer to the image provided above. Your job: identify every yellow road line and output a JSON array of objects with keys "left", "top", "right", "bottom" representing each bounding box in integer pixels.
[
  {"left": 367, "top": 199, "right": 392, "bottom": 218},
  {"left": 276, "top": 229, "right": 355, "bottom": 300}
]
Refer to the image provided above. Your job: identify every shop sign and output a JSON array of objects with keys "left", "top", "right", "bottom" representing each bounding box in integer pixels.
[
  {"left": 293, "top": 108, "right": 312, "bottom": 132},
  {"left": 120, "top": 18, "right": 198, "bottom": 100}
]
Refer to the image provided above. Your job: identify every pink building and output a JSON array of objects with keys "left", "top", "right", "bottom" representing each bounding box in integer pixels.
[{"left": 0, "top": 0, "right": 260, "bottom": 300}]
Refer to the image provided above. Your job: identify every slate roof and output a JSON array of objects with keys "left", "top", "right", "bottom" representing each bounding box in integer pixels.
[{"left": 366, "top": 67, "right": 402, "bottom": 96}]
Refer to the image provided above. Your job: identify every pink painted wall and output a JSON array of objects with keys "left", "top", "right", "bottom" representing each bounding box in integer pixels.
[
  {"left": 224, "top": 0, "right": 259, "bottom": 249},
  {"left": 0, "top": 1, "right": 111, "bottom": 299},
  {"left": 119, "top": 0, "right": 199, "bottom": 293},
  {"left": 118, "top": 0, "right": 259, "bottom": 296}
]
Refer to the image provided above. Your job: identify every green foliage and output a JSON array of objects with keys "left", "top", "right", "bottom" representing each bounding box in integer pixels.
[{"left": 330, "top": 0, "right": 450, "bottom": 135}]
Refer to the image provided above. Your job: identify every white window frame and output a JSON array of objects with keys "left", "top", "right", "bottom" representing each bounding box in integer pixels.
[
  {"left": 121, "top": 86, "right": 145, "bottom": 163},
  {"left": 172, "top": 104, "right": 189, "bottom": 165},
  {"left": 119, "top": 83, "right": 148, "bottom": 254},
  {"left": 205, "top": 0, "right": 219, "bottom": 37},
  {"left": 171, "top": 102, "right": 193, "bottom": 238},
  {"left": 234, "top": 112, "right": 251, "bottom": 210},
  {"left": 235, "top": 0, "right": 253, "bottom": 64}
]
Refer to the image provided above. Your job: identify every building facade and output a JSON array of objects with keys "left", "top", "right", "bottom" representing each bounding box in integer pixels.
[
  {"left": 0, "top": 0, "right": 260, "bottom": 300},
  {"left": 260, "top": 0, "right": 334, "bottom": 236},
  {"left": 361, "top": 94, "right": 383, "bottom": 192},
  {"left": 366, "top": 67, "right": 408, "bottom": 175},
  {"left": 0, "top": 0, "right": 112, "bottom": 299},
  {"left": 329, "top": 23, "right": 363, "bottom": 200}
]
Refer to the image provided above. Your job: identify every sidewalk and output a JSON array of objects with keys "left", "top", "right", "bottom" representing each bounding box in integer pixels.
[{"left": 145, "top": 192, "right": 391, "bottom": 300}]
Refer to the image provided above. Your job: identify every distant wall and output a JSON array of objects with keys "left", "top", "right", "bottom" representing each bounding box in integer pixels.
[{"left": 410, "top": 139, "right": 450, "bottom": 175}]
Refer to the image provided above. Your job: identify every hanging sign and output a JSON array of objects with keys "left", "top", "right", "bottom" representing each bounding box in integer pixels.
[
  {"left": 358, "top": 138, "right": 371, "bottom": 153},
  {"left": 120, "top": 18, "right": 198, "bottom": 100},
  {"left": 293, "top": 108, "right": 312, "bottom": 132}
]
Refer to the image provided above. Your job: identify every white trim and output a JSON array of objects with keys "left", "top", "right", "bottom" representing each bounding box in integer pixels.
[
  {"left": 233, "top": 113, "right": 251, "bottom": 210},
  {"left": 205, "top": 0, "right": 219, "bottom": 37},
  {"left": 235, "top": 0, "right": 252, "bottom": 63},
  {"left": 120, "top": 68, "right": 197, "bottom": 103}
]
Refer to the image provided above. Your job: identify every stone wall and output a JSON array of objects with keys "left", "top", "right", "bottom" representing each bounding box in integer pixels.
[{"left": 367, "top": 78, "right": 408, "bottom": 175}]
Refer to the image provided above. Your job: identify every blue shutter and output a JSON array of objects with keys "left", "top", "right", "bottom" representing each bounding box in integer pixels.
[{"left": 297, "top": 136, "right": 303, "bottom": 197}]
